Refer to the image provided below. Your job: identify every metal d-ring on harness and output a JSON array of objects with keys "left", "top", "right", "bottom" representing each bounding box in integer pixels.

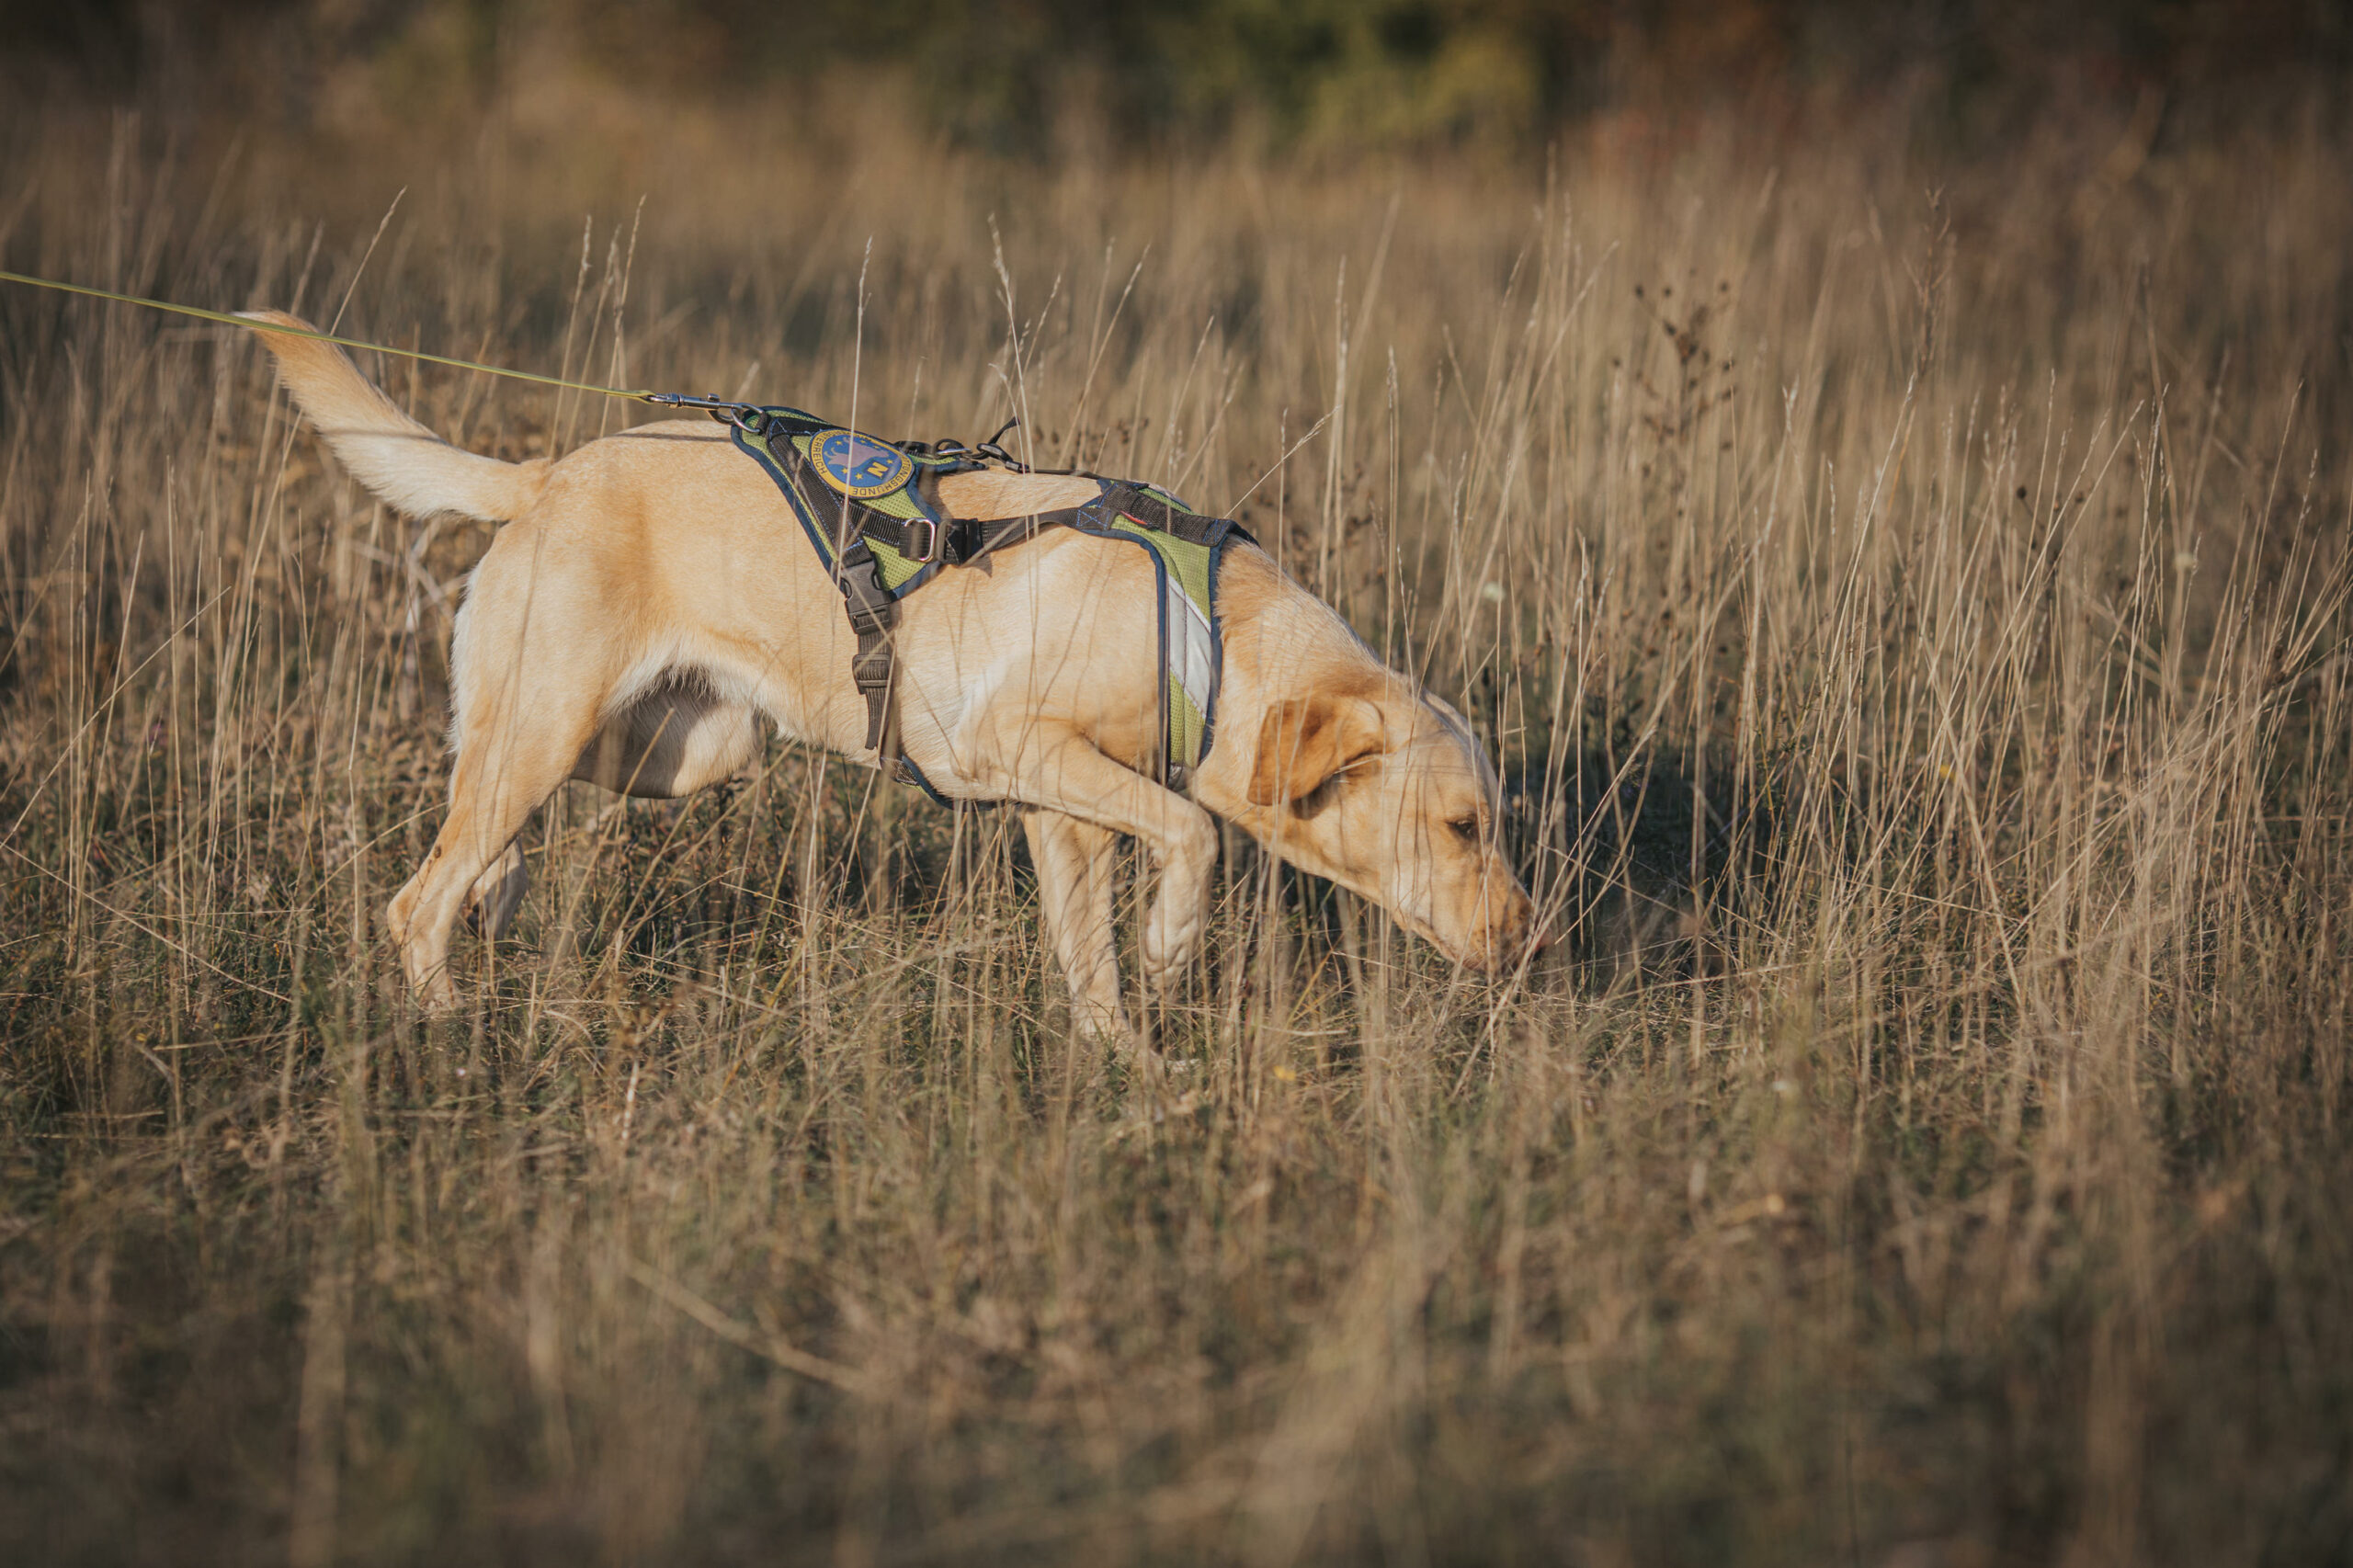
[{"left": 655, "top": 393, "right": 1250, "bottom": 802}]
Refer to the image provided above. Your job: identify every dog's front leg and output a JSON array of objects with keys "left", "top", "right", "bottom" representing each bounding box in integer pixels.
[
  {"left": 1020, "top": 809, "right": 1131, "bottom": 1043},
  {"left": 973, "top": 722, "right": 1220, "bottom": 994}
]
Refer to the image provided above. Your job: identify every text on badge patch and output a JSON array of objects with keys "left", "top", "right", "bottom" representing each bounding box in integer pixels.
[{"left": 812, "top": 428, "right": 915, "bottom": 499}]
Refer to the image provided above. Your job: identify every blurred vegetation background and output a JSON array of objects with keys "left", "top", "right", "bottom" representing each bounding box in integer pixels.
[
  {"left": 6, "top": 0, "right": 2347, "bottom": 156},
  {"left": 5, "top": 4, "right": 2353, "bottom": 1565}
]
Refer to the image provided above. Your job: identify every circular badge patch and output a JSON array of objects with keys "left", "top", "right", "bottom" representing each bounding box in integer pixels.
[{"left": 812, "top": 428, "right": 914, "bottom": 499}]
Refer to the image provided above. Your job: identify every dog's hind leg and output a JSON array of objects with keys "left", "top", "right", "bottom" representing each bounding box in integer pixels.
[
  {"left": 464, "top": 841, "right": 528, "bottom": 938},
  {"left": 390, "top": 693, "right": 598, "bottom": 1009},
  {"left": 1021, "top": 809, "right": 1131, "bottom": 1044},
  {"left": 388, "top": 568, "right": 614, "bottom": 1008}
]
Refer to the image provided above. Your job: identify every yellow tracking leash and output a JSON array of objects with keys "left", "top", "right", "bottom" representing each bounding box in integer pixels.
[{"left": 0, "top": 268, "right": 749, "bottom": 415}]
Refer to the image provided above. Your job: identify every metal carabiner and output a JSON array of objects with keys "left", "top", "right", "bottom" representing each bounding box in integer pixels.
[
  {"left": 641, "top": 392, "right": 767, "bottom": 433},
  {"left": 974, "top": 416, "right": 1029, "bottom": 472}
]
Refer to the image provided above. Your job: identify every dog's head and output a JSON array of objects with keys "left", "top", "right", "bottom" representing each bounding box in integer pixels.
[{"left": 1236, "top": 678, "right": 1537, "bottom": 973}]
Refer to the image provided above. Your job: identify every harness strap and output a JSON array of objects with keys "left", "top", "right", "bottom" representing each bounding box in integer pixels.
[
  {"left": 728, "top": 406, "right": 1248, "bottom": 799},
  {"left": 834, "top": 537, "right": 903, "bottom": 755},
  {"left": 980, "top": 482, "right": 1248, "bottom": 789},
  {"left": 973, "top": 483, "right": 1229, "bottom": 549}
]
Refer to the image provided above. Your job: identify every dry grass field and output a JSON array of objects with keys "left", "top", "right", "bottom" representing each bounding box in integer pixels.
[{"left": 2, "top": 82, "right": 2350, "bottom": 1565}]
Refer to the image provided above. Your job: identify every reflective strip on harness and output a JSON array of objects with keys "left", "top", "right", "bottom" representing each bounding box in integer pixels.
[{"left": 1101, "top": 513, "right": 1224, "bottom": 780}]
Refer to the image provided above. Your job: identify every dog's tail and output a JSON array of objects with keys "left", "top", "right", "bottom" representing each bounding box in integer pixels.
[{"left": 239, "top": 310, "right": 551, "bottom": 523}]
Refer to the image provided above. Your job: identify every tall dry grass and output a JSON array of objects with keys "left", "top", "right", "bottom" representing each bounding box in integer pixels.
[{"left": 2, "top": 94, "right": 2350, "bottom": 1564}]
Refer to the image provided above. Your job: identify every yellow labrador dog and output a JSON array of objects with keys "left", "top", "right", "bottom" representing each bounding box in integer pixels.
[{"left": 244, "top": 312, "right": 1535, "bottom": 1038}]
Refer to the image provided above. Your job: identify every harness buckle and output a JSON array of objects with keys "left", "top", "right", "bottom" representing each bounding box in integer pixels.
[{"left": 904, "top": 517, "right": 938, "bottom": 563}]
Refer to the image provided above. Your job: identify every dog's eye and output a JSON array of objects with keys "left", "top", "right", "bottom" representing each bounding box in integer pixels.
[{"left": 1448, "top": 816, "right": 1482, "bottom": 845}]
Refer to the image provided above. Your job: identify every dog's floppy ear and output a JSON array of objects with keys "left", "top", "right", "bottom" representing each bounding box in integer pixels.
[{"left": 1248, "top": 693, "right": 1388, "bottom": 806}]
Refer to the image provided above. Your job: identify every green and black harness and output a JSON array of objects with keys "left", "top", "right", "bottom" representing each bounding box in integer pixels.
[{"left": 714, "top": 403, "right": 1248, "bottom": 804}]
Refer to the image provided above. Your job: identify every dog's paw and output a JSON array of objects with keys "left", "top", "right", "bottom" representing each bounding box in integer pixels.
[
  {"left": 1140, "top": 910, "right": 1206, "bottom": 988},
  {"left": 1141, "top": 824, "right": 1217, "bottom": 983},
  {"left": 406, "top": 960, "right": 462, "bottom": 1015},
  {"left": 1076, "top": 1010, "right": 1144, "bottom": 1057},
  {"left": 1110, "top": 1081, "right": 1201, "bottom": 1130},
  {"left": 1140, "top": 880, "right": 1207, "bottom": 982}
]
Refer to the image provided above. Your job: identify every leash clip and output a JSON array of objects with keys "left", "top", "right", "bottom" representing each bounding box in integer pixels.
[{"left": 642, "top": 392, "right": 767, "bottom": 433}]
